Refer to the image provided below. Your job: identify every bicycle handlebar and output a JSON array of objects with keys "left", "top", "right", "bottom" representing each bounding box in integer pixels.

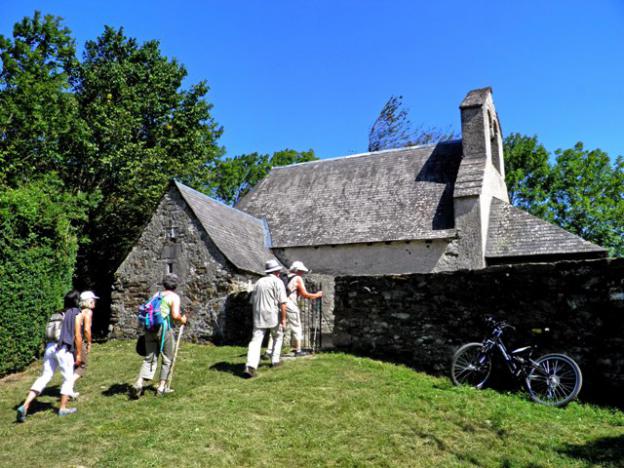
[{"left": 485, "top": 316, "right": 515, "bottom": 331}]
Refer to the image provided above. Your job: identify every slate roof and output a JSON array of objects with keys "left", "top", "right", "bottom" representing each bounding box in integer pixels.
[
  {"left": 486, "top": 197, "right": 607, "bottom": 259},
  {"left": 174, "top": 181, "right": 276, "bottom": 275},
  {"left": 236, "top": 141, "right": 463, "bottom": 248}
]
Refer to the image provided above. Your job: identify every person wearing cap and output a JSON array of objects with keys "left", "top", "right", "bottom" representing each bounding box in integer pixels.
[
  {"left": 131, "top": 273, "right": 188, "bottom": 398},
  {"left": 267, "top": 260, "right": 323, "bottom": 357},
  {"left": 73, "top": 290, "right": 98, "bottom": 389},
  {"left": 244, "top": 259, "right": 288, "bottom": 378},
  {"left": 16, "top": 290, "right": 83, "bottom": 421}
]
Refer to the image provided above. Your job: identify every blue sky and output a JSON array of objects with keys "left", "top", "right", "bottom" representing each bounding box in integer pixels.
[{"left": 2, "top": 1, "right": 623, "bottom": 160}]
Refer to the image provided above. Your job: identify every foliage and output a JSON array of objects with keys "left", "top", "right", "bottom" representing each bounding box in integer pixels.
[
  {"left": 0, "top": 12, "right": 226, "bottom": 339},
  {"left": 503, "top": 133, "right": 552, "bottom": 219},
  {"left": 504, "top": 134, "right": 624, "bottom": 257},
  {"left": 0, "top": 12, "right": 84, "bottom": 186},
  {"left": 0, "top": 175, "right": 89, "bottom": 375},
  {"left": 213, "top": 148, "right": 316, "bottom": 205},
  {"left": 549, "top": 144, "right": 624, "bottom": 256},
  {"left": 368, "top": 95, "right": 458, "bottom": 152},
  {"left": 2, "top": 341, "right": 624, "bottom": 466},
  {"left": 73, "top": 26, "right": 225, "bottom": 298}
]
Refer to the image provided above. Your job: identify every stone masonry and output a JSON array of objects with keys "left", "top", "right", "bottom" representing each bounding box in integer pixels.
[
  {"left": 334, "top": 258, "right": 624, "bottom": 401},
  {"left": 110, "top": 189, "right": 257, "bottom": 342}
]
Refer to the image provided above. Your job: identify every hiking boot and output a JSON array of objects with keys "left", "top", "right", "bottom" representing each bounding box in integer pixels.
[
  {"left": 16, "top": 405, "right": 26, "bottom": 423},
  {"left": 58, "top": 407, "right": 77, "bottom": 417},
  {"left": 156, "top": 387, "right": 175, "bottom": 397},
  {"left": 129, "top": 385, "right": 143, "bottom": 400},
  {"left": 243, "top": 366, "right": 257, "bottom": 378},
  {"left": 294, "top": 350, "right": 309, "bottom": 357},
  {"left": 270, "top": 361, "right": 282, "bottom": 368}
]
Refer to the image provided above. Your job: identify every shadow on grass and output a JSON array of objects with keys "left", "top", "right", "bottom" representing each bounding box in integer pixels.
[
  {"left": 102, "top": 383, "right": 133, "bottom": 397},
  {"left": 559, "top": 435, "right": 624, "bottom": 465},
  {"left": 210, "top": 361, "right": 247, "bottom": 378}
]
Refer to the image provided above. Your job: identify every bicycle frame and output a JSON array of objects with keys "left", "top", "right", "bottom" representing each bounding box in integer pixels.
[{"left": 481, "top": 324, "right": 532, "bottom": 379}]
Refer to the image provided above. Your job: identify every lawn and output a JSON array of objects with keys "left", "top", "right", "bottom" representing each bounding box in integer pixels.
[{"left": 1, "top": 341, "right": 623, "bottom": 467}]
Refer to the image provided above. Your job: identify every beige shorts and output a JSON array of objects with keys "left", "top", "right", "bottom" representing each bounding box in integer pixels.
[{"left": 286, "top": 302, "right": 303, "bottom": 341}]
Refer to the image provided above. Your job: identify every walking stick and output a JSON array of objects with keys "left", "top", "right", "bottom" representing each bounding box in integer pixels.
[{"left": 165, "top": 324, "right": 185, "bottom": 391}]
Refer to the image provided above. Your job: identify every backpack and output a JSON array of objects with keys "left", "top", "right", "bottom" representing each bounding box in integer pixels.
[
  {"left": 280, "top": 272, "right": 294, "bottom": 292},
  {"left": 138, "top": 292, "right": 165, "bottom": 332},
  {"left": 45, "top": 311, "right": 65, "bottom": 342}
]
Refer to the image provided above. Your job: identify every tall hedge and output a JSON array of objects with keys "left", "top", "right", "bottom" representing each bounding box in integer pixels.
[{"left": 0, "top": 176, "right": 85, "bottom": 376}]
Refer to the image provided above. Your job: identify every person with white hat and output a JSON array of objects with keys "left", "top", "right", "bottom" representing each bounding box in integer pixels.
[
  {"left": 244, "top": 259, "right": 288, "bottom": 377},
  {"left": 268, "top": 260, "right": 323, "bottom": 357},
  {"left": 73, "top": 290, "right": 99, "bottom": 390}
]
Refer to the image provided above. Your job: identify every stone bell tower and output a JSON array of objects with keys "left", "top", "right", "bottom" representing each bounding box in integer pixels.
[{"left": 453, "top": 87, "right": 509, "bottom": 269}]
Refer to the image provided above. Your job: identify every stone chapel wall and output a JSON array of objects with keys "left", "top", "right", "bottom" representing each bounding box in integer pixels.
[{"left": 110, "top": 188, "right": 257, "bottom": 341}]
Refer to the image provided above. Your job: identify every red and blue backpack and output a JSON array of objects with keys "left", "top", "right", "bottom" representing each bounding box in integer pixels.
[{"left": 138, "top": 292, "right": 165, "bottom": 332}]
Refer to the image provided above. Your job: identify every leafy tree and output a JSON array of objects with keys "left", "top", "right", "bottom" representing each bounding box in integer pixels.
[
  {"left": 213, "top": 148, "right": 316, "bottom": 205},
  {"left": 71, "top": 26, "right": 224, "bottom": 330},
  {"left": 368, "top": 95, "right": 458, "bottom": 152},
  {"left": 504, "top": 134, "right": 624, "bottom": 257},
  {"left": 503, "top": 133, "right": 552, "bottom": 219},
  {"left": 549, "top": 144, "right": 624, "bottom": 256},
  {"left": 0, "top": 11, "right": 84, "bottom": 185}
]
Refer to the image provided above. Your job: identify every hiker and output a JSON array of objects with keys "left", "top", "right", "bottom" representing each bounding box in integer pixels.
[
  {"left": 267, "top": 260, "right": 323, "bottom": 357},
  {"left": 131, "top": 273, "right": 188, "bottom": 398},
  {"left": 244, "top": 259, "right": 288, "bottom": 377},
  {"left": 16, "top": 290, "right": 83, "bottom": 422},
  {"left": 73, "top": 290, "right": 98, "bottom": 389}
]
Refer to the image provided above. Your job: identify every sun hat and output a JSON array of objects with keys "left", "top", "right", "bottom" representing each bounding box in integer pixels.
[
  {"left": 264, "top": 259, "right": 283, "bottom": 273},
  {"left": 80, "top": 291, "right": 99, "bottom": 301},
  {"left": 289, "top": 261, "right": 309, "bottom": 273}
]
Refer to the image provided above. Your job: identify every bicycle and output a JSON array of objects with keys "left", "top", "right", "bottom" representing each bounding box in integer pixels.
[{"left": 450, "top": 317, "right": 583, "bottom": 407}]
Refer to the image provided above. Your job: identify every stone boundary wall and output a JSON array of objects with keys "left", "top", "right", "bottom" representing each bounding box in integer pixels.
[{"left": 333, "top": 258, "right": 624, "bottom": 400}]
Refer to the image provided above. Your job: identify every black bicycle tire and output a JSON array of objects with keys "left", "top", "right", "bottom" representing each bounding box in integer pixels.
[
  {"left": 451, "top": 342, "right": 492, "bottom": 389},
  {"left": 525, "top": 353, "right": 583, "bottom": 407}
]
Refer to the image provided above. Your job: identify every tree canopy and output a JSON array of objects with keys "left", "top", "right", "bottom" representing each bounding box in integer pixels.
[
  {"left": 504, "top": 134, "right": 623, "bottom": 257},
  {"left": 0, "top": 12, "right": 226, "bottom": 334}
]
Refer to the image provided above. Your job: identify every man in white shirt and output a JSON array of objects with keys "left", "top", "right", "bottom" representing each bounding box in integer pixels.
[{"left": 244, "top": 259, "right": 287, "bottom": 378}]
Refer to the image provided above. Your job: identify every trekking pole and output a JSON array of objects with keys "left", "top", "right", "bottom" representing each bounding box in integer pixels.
[
  {"left": 165, "top": 324, "right": 185, "bottom": 391},
  {"left": 311, "top": 300, "right": 317, "bottom": 354},
  {"left": 318, "top": 296, "right": 323, "bottom": 352}
]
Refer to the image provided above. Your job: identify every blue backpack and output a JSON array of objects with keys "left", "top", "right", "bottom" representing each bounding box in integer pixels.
[{"left": 138, "top": 292, "right": 165, "bottom": 331}]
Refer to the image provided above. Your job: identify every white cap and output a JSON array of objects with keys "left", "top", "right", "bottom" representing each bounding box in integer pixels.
[
  {"left": 80, "top": 291, "right": 99, "bottom": 301},
  {"left": 289, "top": 261, "right": 309, "bottom": 273},
  {"left": 264, "top": 259, "right": 283, "bottom": 273}
]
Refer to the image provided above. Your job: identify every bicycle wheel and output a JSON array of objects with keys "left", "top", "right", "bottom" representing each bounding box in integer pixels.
[
  {"left": 525, "top": 353, "right": 583, "bottom": 407},
  {"left": 451, "top": 342, "right": 492, "bottom": 389}
]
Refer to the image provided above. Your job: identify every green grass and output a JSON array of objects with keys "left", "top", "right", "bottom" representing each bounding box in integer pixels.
[{"left": 1, "top": 341, "right": 623, "bottom": 467}]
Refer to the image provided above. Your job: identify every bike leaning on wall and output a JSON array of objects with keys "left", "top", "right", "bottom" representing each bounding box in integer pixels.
[{"left": 450, "top": 317, "right": 583, "bottom": 407}]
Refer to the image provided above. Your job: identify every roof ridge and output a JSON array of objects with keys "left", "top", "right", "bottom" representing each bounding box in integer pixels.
[
  {"left": 173, "top": 180, "right": 264, "bottom": 225},
  {"left": 271, "top": 140, "right": 462, "bottom": 170}
]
